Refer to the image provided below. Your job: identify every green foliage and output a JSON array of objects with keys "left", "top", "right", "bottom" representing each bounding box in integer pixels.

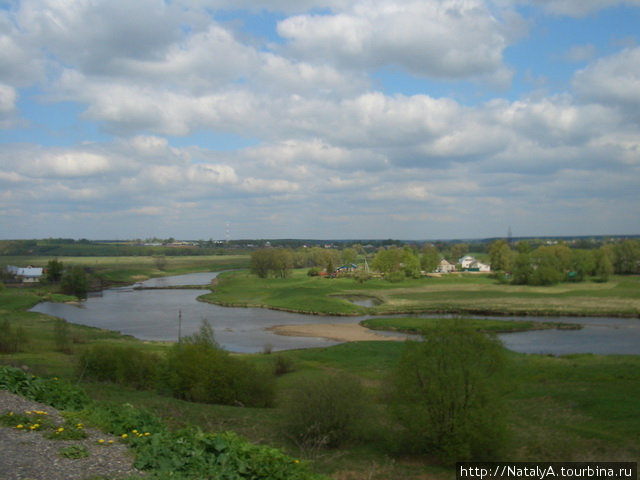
[
  {"left": 281, "top": 372, "right": 370, "bottom": 449},
  {"left": 250, "top": 248, "right": 293, "bottom": 278},
  {"left": 384, "top": 271, "right": 405, "bottom": 283},
  {"left": 420, "top": 244, "right": 440, "bottom": 273},
  {"left": 0, "top": 366, "right": 89, "bottom": 410},
  {"left": 59, "top": 444, "right": 90, "bottom": 459},
  {"left": 86, "top": 403, "right": 320, "bottom": 480},
  {"left": 161, "top": 321, "right": 275, "bottom": 407},
  {"left": 388, "top": 325, "right": 508, "bottom": 464},
  {"left": 134, "top": 429, "right": 318, "bottom": 480},
  {"left": 307, "top": 267, "right": 322, "bottom": 277},
  {"left": 78, "top": 344, "right": 160, "bottom": 390},
  {"left": 488, "top": 239, "right": 513, "bottom": 272},
  {"left": 371, "top": 246, "right": 403, "bottom": 273},
  {"left": 46, "top": 258, "right": 64, "bottom": 282},
  {"left": 0, "top": 318, "right": 28, "bottom": 353},
  {"left": 61, "top": 265, "right": 89, "bottom": 299}
]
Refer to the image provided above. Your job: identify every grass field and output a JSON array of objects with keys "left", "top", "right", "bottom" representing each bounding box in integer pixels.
[
  {"left": 1, "top": 257, "right": 639, "bottom": 478},
  {"left": 205, "top": 269, "right": 640, "bottom": 317}
]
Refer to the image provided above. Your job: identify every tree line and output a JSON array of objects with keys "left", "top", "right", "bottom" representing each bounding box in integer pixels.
[{"left": 489, "top": 238, "right": 640, "bottom": 285}]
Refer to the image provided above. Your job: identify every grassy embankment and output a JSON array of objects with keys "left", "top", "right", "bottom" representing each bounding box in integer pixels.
[
  {"left": 1, "top": 259, "right": 639, "bottom": 478},
  {"left": 204, "top": 268, "right": 640, "bottom": 318}
]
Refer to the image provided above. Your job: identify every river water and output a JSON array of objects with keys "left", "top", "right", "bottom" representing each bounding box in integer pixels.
[{"left": 30, "top": 272, "right": 640, "bottom": 355}]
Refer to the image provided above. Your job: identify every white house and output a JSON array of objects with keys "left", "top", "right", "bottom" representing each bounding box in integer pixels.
[
  {"left": 458, "top": 256, "right": 476, "bottom": 269},
  {"left": 5, "top": 265, "right": 44, "bottom": 282},
  {"left": 457, "top": 256, "right": 491, "bottom": 272},
  {"left": 436, "top": 259, "right": 456, "bottom": 273}
]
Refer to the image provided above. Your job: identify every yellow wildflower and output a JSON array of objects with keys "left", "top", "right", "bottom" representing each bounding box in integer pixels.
[
  {"left": 144, "top": 432, "right": 150, "bottom": 436},
  {"left": 16, "top": 424, "right": 24, "bottom": 429},
  {"left": 108, "top": 440, "right": 114, "bottom": 444},
  {"left": 98, "top": 439, "right": 105, "bottom": 444},
  {"left": 132, "top": 429, "right": 138, "bottom": 434},
  {"left": 121, "top": 433, "right": 128, "bottom": 439}
]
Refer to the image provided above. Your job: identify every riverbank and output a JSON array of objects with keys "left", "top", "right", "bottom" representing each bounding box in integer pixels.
[{"left": 268, "top": 323, "right": 408, "bottom": 342}]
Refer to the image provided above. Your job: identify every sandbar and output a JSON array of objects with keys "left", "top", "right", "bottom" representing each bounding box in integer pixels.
[{"left": 268, "top": 323, "right": 406, "bottom": 343}]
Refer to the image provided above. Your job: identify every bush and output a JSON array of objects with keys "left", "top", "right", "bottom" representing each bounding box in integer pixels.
[
  {"left": 388, "top": 324, "right": 508, "bottom": 464},
  {"left": 281, "top": 372, "right": 369, "bottom": 449},
  {"left": 384, "top": 271, "right": 405, "bottom": 283},
  {"left": 78, "top": 344, "right": 160, "bottom": 390},
  {"left": 161, "top": 320, "right": 275, "bottom": 407},
  {"left": 0, "top": 366, "right": 89, "bottom": 410}
]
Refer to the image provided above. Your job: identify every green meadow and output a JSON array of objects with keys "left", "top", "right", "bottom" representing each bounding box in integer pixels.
[
  {"left": 204, "top": 268, "right": 640, "bottom": 318},
  {"left": 1, "top": 257, "right": 639, "bottom": 478}
]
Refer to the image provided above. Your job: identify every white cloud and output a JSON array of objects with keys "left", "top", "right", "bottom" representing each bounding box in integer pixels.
[
  {"left": 573, "top": 47, "right": 640, "bottom": 113},
  {"left": 277, "top": 0, "right": 518, "bottom": 79},
  {"left": 525, "top": 0, "right": 640, "bottom": 17}
]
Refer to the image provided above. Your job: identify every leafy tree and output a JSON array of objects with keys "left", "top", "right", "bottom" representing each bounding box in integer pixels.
[
  {"left": 46, "top": 258, "right": 64, "bottom": 282},
  {"left": 249, "top": 248, "right": 293, "bottom": 278},
  {"left": 569, "top": 249, "right": 595, "bottom": 281},
  {"left": 162, "top": 320, "right": 275, "bottom": 407},
  {"left": 593, "top": 248, "right": 614, "bottom": 281},
  {"left": 371, "top": 246, "right": 403, "bottom": 274},
  {"left": 60, "top": 266, "right": 89, "bottom": 299},
  {"left": 341, "top": 247, "right": 358, "bottom": 266},
  {"left": 529, "top": 247, "right": 564, "bottom": 285},
  {"left": 451, "top": 243, "right": 469, "bottom": 262},
  {"left": 511, "top": 252, "right": 533, "bottom": 285},
  {"left": 402, "top": 246, "right": 421, "bottom": 278},
  {"left": 488, "top": 240, "right": 513, "bottom": 272},
  {"left": 420, "top": 245, "right": 440, "bottom": 273},
  {"left": 389, "top": 324, "right": 508, "bottom": 464}
]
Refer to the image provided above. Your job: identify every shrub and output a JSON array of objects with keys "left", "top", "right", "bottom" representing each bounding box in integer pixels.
[
  {"left": 78, "top": 344, "right": 160, "bottom": 390},
  {"left": 161, "top": 320, "right": 275, "bottom": 407},
  {"left": 54, "top": 319, "right": 73, "bottom": 354},
  {"left": 388, "top": 324, "right": 508, "bottom": 464},
  {"left": 281, "top": 372, "right": 369, "bottom": 449},
  {"left": 0, "top": 366, "right": 89, "bottom": 410},
  {"left": 384, "top": 271, "right": 405, "bottom": 283}
]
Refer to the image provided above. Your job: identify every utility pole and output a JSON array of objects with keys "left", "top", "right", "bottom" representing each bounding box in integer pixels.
[{"left": 178, "top": 309, "right": 182, "bottom": 343}]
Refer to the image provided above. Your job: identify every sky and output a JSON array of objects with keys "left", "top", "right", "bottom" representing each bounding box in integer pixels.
[{"left": 1, "top": 0, "right": 639, "bottom": 241}]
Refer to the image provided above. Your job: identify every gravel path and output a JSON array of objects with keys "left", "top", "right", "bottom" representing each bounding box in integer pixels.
[{"left": 0, "top": 390, "right": 143, "bottom": 480}]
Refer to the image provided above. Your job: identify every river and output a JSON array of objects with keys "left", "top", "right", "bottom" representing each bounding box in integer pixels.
[{"left": 30, "top": 272, "right": 640, "bottom": 355}]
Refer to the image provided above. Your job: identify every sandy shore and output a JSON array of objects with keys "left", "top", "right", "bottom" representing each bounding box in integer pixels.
[{"left": 268, "top": 323, "right": 407, "bottom": 343}]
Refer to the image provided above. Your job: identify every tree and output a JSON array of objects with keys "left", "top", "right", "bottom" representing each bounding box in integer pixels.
[
  {"left": 249, "top": 248, "right": 293, "bottom": 278},
  {"left": 389, "top": 324, "right": 508, "bottom": 463},
  {"left": 46, "top": 258, "right": 64, "bottom": 282},
  {"left": 451, "top": 243, "right": 469, "bottom": 263},
  {"left": 371, "top": 246, "right": 403, "bottom": 274},
  {"left": 60, "top": 266, "right": 89, "bottom": 299},
  {"left": 420, "top": 245, "right": 440, "bottom": 273},
  {"left": 402, "top": 246, "right": 421, "bottom": 278},
  {"left": 593, "top": 248, "right": 613, "bottom": 282},
  {"left": 488, "top": 240, "right": 513, "bottom": 272}
]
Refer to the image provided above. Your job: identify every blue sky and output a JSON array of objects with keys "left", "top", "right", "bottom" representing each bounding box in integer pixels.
[{"left": 1, "top": 0, "right": 639, "bottom": 240}]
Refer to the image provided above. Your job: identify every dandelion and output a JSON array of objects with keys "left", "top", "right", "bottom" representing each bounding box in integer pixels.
[
  {"left": 121, "top": 434, "right": 128, "bottom": 439},
  {"left": 25, "top": 411, "right": 31, "bottom": 415},
  {"left": 294, "top": 459, "right": 300, "bottom": 464},
  {"left": 16, "top": 424, "right": 24, "bottom": 429},
  {"left": 108, "top": 440, "right": 114, "bottom": 444},
  {"left": 144, "top": 432, "right": 150, "bottom": 436},
  {"left": 56, "top": 427, "right": 64, "bottom": 434},
  {"left": 76, "top": 423, "right": 84, "bottom": 429},
  {"left": 98, "top": 439, "right": 105, "bottom": 444},
  {"left": 132, "top": 429, "right": 138, "bottom": 434}
]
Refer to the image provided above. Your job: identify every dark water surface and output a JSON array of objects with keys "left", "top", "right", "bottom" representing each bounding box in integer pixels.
[{"left": 30, "top": 272, "right": 640, "bottom": 354}]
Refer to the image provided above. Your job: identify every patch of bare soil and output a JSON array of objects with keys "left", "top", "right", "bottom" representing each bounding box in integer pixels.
[{"left": 0, "top": 390, "right": 143, "bottom": 480}]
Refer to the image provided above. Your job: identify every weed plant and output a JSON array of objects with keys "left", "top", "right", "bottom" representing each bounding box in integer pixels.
[{"left": 0, "top": 366, "right": 89, "bottom": 410}]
